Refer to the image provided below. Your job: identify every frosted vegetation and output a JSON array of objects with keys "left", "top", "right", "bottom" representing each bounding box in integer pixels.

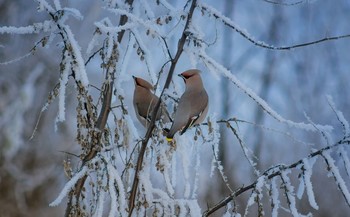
[{"left": 1, "top": 0, "right": 350, "bottom": 216}]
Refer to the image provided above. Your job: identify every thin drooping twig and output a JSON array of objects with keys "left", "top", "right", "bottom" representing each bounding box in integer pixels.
[
  {"left": 262, "top": 0, "right": 304, "bottom": 6},
  {"left": 128, "top": 0, "right": 198, "bottom": 215},
  {"left": 199, "top": 3, "right": 350, "bottom": 50},
  {"left": 202, "top": 139, "right": 350, "bottom": 217}
]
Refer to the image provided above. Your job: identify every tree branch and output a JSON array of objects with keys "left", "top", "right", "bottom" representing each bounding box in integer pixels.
[
  {"left": 127, "top": 0, "right": 198, "bottom": 215},
  {"left": 61, "top": 0, "right": 134, "bottom": 215},
  {"left": 202, "top": 139, "right": 350, "bottom": 216},
  {"left": 199, "top": 3, "right": 350, "bottom": 50}
]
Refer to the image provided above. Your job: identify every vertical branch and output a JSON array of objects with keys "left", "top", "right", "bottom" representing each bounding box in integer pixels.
[{"left": 127, "top": 0, "right": 198, "bottom": 215}]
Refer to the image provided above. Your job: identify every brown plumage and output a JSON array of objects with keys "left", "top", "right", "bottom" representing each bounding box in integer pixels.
[
  {"left": 164, "top": 69, "right": 209, "bottom": 141},
  {"left": 133, "top": 76, "right": 170, "bottom": 128}
]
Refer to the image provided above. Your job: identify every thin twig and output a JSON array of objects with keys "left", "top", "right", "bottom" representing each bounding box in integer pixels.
[{"left": 199, "top": 3, "right": 350, "bottom": 50}]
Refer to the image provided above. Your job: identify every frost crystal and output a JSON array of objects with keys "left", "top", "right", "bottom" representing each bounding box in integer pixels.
[
  {"left": 302, "top": 158, "right": 319, "bottom": 209},
  {"left": 49, "top": 166, "right": 88, "bottom": 207}
]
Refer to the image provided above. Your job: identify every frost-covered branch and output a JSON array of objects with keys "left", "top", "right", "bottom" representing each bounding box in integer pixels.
[
  {"left": 0, "top": 21, "right": 54, "bottom": 34},
  {"left": 226, "top": 122, "right": 259, "bottom": 175},
  {"left": 62, "top": 0, "right": 134, "bottom": 215},
  {"left": 196, "top": 49, "right": 333, "bottom": 133},
  {"left": 199, "top": 3, "right": 350, "bottom": 50},
  {"left": 321, "top": 150, "right": 350, "bottom": 206},
  {"left": 203, "top": 138, "right": 350, "bottom": 216}
]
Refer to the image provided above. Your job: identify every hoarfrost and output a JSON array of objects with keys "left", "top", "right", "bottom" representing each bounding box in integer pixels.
[
  {"left": 338, "top": 147, "right": 350, "bottom": 177},
  {"left": 323, "top": 150, "right": 350, "bottom": 206},
  {"left": 49, "top": 166, "right": 88, "bottom": 207},
  {"left": 36, "top": 0, "right": 55, "bottom": 13},
  {"left": 281, "top": 170, "right": 299, "bottom": 217},
  {"left": 63, "top": 25, "right": 89, "bottom": 87},
  {"left": 93, "top": 190, "right": 105, "bottom": 217},
  {"left": 107, "top": 163, "right": 127, "bottom": 216},
  {"left": 270, "top": 176, "right": 280, "bottom": 217},
  {"left": 302, "top": 157, "right": 319, "bottom": 210},
  {"left": 55, "top": 54, "right": 70, "bottom": 124},
  {"left": 198, "top": 50, "right": 333, "bottom": 133}
]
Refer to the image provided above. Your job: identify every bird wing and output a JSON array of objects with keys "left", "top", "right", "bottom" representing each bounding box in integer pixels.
[
  {"left": 179, "top": 90, "right": 208, "bottom": 135},
  {"left": 179, "top": 110, "right": 203, "bottom": 135}
]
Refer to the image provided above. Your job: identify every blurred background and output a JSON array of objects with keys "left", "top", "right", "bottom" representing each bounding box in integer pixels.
[{"left": 1, "top": 0, "right": 350, "bottom": 216}]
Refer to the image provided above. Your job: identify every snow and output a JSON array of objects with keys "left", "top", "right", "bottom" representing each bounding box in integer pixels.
[
  {"left": 138, "top": 163, "right": 154, "bottom": 206},
  {"left": 159, "top": 147, "right": 175, "bottom": 196},
  {"left": 36, "top": 0, "right": 55, "bottom": 13},
  {"left": 198, "top": 50, "right": 333, "bottom": 133},
  {"left": 187, "top": 200, "right": 201, "bottom": 216},
  {"left": 296, "top": 174, "right": 305, "bottom": 199},
  {"left": 281, "top": 170, "right": 299, "bottom": 217},
  {"left": 178, "top": 135, "right": 192, "bottom": 198},
  {"left": 171, "top": 151, "right": 177, "bottom": 190},
  {"left": 222, "top": 202, "right": 232, "bottom": 217},
  {"left": 246, "top": 176, "right": 265, "bottom": 215},
  {"left": 86, "top": 29, "right": 101, "bottom": 56},
  {"left": 107, "top": 164, "right": 127, "bottom": 217},
  {"left": 108, "top": 8, "right": 162, "bottom": 36},
  {"left": 191, "top": 144, "right": 201, "bottom": 199},
  {"left": 198, "top": 3, "right": 276, "bottom": 50},
  {"left": 61, "top": 24, "right": 89, "bottom": 87},
  {"left": 94, "top": 190, "right": 106, "bottom": 217},
  {"left": 322, "top": 150, "right": 350, "bottom": 206},
  {"left": 94, "top": 20, "right": 136, "bottom": 36},
  {"left": 203, "top": 115, "right": 223, "bottom": 179},
  {"left": 55, "top": 53, "right": 70, "bottom": 124},
  {"left": 270, "top": 176, "right": 280, "bottom": 217},
  {"left": 245, "top": 176, "right": 266, "bottom": 210},
  {"left": 0, "top": 21, "right": 53, "bottom": 34},
  {"left": 302, "top": 158, "right": 319, "bottom": 210},
  {"left": 338, "top": 147, "right": 350, "bottom": 177},
  {"left": 62, "top": 7, "right": 84, "bottom": 20},
  {"left": 49, "top": 166, "right": 88, "bottom": 207}
]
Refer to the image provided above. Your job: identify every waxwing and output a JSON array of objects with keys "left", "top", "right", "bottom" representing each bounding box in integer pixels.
[
  {"left": 164, "top": 69, "right": 209, "bottom": 141},
  {"left": 133, "top": 76, "right": 171, "bottom": 128}
]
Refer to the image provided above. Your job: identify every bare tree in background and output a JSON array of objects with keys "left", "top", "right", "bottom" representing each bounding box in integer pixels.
[{"left": 1, "top": 0, "right": 350, "bottom": 216}]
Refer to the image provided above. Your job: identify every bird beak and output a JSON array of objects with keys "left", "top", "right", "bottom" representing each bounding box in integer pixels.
[
  {"left": 132, "top": 76, "right": 138, "bottom": 85},
  {"left": 178, "top": 74, "right": 185, "bottom": 80}
]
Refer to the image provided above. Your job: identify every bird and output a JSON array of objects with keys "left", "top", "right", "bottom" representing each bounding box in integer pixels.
[
  {"left": 133, "top": 76, "right": 170, "bottom": 128},
  {"left": 164, "top": 69, "right": 209, "bottom": 141}
]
